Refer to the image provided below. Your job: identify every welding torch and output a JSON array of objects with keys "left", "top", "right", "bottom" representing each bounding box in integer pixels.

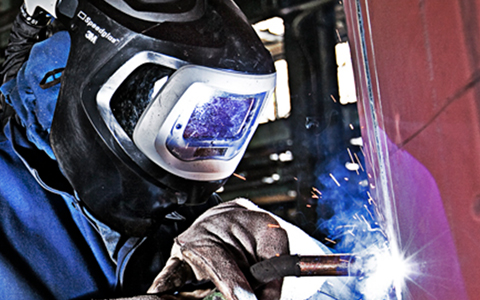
[{"left": 250, "top": 254, "right": 362, "bottom": 284}]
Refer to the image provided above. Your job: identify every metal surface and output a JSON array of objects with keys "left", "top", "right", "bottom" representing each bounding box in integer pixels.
[{"left": 344, "top": 0, "right": 480, "bottom": 299}]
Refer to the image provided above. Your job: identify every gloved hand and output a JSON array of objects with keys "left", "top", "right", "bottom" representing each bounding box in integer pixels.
[
  {"left": 146, "top": 199, "right": 290, "bottom": 300},
  {"left": 97, "top": 199, "right": 337, "bottom": 300}
]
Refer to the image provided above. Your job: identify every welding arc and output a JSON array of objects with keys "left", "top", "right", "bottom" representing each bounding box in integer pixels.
[{"left": 249, "top": 254, "right": 357, "bottom": 284}]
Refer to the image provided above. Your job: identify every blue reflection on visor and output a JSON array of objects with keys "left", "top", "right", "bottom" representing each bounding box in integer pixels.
[
  {"left": 184, "top": 96, "right": 254, "bottom": 140},
  {"left": 165, "top": 91, "right": 267, "bottom": 161}
]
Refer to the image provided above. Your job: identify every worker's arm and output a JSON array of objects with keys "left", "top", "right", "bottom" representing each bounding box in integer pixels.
[
  {"left": 147, "top": 199, "right": 330, "bottom": 300},
  {"left": 95, "top": 199, "right": 358, "bottom": 300}
]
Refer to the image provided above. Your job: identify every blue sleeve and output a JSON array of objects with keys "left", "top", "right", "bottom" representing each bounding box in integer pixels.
[{"left": 0, "top": 124, "right": 117, "bottom": 300}]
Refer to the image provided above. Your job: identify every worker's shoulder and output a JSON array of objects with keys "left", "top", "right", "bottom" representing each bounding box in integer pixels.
[
  {"left": 0, "top": 94, "right": 15, "bottom": 132},
  {"left": 0, "top": 132, "right": 36, "bottom": 197},
  {"left": 0, "top": 122, "right": 14, "bottom": 152}
]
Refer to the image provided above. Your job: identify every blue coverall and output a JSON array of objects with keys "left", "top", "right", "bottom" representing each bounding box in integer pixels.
[{"left": 0, "top": 30, "right": 119, "bottom": 299}]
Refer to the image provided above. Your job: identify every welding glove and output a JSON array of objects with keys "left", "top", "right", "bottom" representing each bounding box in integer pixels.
[{"left": 146, "top": 198, "right": 330, "bottom": 300}]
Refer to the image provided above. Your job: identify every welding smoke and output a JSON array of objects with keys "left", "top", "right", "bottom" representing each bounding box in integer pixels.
[
  {"left": 315, "top": 151, "right": 386, "bottom": 252},
  {"left": 314, "top": 150, "right": 398, "bottom": 299}
]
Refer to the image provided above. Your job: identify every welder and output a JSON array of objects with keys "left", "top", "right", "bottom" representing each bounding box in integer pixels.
[{"left": 0, "top": 0, "right": 356, "bottom": 299}]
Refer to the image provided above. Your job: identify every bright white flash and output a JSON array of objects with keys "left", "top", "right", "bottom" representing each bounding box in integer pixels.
[{"left": 359, "top": 247, "right": 414, "bottom": 300}]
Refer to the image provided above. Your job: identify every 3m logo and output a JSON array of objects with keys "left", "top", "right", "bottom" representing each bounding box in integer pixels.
[
  {"left": 77, "top": 11, "right": 120, "bottom": 44},
  {"left": 85, "top": 30, "right": 98, "bottom": 44}
]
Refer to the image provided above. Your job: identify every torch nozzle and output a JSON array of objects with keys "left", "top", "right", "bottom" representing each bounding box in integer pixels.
[{"left": 250, "top": 254, "right": 363, "bottom": 284}]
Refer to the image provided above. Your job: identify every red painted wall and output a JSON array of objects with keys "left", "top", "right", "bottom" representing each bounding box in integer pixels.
[{"left": 345, "top": 0, "right": 480, "bottom": 298}]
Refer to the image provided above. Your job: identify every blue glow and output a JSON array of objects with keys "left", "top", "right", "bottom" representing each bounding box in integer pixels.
[
  {"left": 315, "top": 151, "right": 386, "bottom": 254},
  {"left": 314, "top": 150, "right": 405, "bottom": 299},
  {"left": 184, "top": 96, "right": 254, "bottom": 140}
]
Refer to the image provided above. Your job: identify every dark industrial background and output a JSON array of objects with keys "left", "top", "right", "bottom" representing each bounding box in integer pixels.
[{"left": 0, "top": 0, "right": 363, "bottom": 244}]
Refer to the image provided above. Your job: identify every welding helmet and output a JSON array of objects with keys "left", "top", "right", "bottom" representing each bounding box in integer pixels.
[{"left": 49, "top": 0, "right": 276, "bottom": 236}]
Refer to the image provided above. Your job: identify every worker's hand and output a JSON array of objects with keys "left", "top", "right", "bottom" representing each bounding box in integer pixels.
[{"left": 147, "top": 199, "right": 290, "bottom": 300}]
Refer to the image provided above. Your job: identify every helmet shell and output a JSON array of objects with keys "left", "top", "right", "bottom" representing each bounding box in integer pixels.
[{"left": 50, "top": 0, "right": 275, "bottom": 236}]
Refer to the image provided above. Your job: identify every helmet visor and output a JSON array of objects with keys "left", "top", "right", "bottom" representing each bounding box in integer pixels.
[
  {"left": 165, "top": 83, "right": 268, "bottom": 161},
  {"left": 96, "top": 51, "right": 276, "bottom": 182}
]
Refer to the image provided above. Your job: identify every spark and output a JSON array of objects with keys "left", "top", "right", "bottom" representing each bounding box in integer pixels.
[
  {"left": 312, "top": 187, "right": 322, "bottom": 195},
  {"left": 350, "top": 136, "right": 363, "bottom": 146},
  {"left": 349, "top": 123, "right": 355, "bottom": 130},
  {"left": 360, "top": 146, "right": 366, "bottom": 157},
  {"left": 354, "top": 152, "right": 365, "bottom": 171},
  {"left": 359, "top": 146, "right": 374, "bottom": 168},
  {"left": 360, "top": 214, "right": 387, "bottom": 238},
  {"left": 268, "top": 224, "right": 280, "bottom": 228},
  {"left": 329, "top": 173, "right": 341, "bottom": 187},
  {"left": 311, "top": 187, "right": 322, "bottom": 199},
  {"left": 347, "top": 148, "right": 359, "bottom": 175},
  {"left": 366, "top": 191, "right": 375, "bottom": 205},
  {"left": 325, "top": 237, "right": 337, "bottom": 244},
  {"left": 364, "top": 204, "right": 375, "bottom": 220},
  {"left": 233, "top": 173, "right": 246, "bottom": 180},
  {"left": 359, "top": 179, "right": 369, "bottom": 187},
  {"left": 330, "top": 94, "right": 337, "bottom": 103},
  {"left": 365, "top": 192, "right": 384, "bottom": 222},
  {"left": 346, "top": 162, "right": 360, "bottom": 171},
  {"left": 306, "top": 204, "right": 312, "bottom": 208}
]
